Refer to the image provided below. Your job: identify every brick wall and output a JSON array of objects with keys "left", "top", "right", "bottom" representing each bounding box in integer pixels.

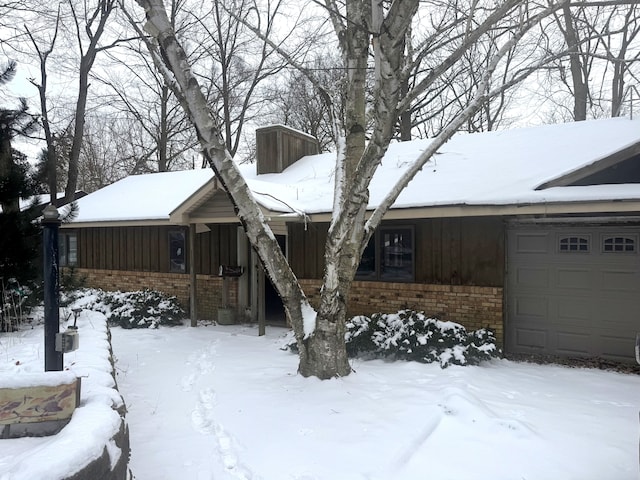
[
  {"left": 74, "top": 268, "right": 238, "bottom": 321},
  {"left": 73, "top": 268, "right": 502, "bottom": 344},
  {"left": 299, "top": 279, "right": 504, "bottom": 345}
]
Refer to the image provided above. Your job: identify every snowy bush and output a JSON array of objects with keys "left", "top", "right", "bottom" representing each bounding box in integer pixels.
[
  {"left": 284, "top": 309, "right": 500, "bottom": 368},
  {"left": 69, "top": 288, "right": 185, "bottom": 328},
  {"left": 60, "top": 266, "right": 87, "bottom": 294},
  {"left": 1, "top": 277, "right": 33, "bottom": 331}
]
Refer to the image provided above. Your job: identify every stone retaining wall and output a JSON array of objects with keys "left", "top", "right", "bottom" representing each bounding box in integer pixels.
[{"left": 65, "top": 326, "right": 130, "bottom": 480}]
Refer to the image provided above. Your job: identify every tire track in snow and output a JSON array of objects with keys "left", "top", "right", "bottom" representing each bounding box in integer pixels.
[{"left": 389, "top": 412, "right": 443, "bottom": 472}]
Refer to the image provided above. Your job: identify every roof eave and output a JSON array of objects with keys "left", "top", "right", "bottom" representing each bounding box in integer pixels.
[
  {"left": 61, "top": 218, "right": 172, "bottom": 228},
  {"left": 293, "top": 199, "right": 640, "bottom": 223},
  {"left": 169, "top": 177, "right": 218, "bottom": 223}
]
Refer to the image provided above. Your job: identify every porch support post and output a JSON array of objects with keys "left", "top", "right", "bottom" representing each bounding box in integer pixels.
[
  {"left": 250, "top": 248, "right": 265, "bottom": 336},
  {"left": 237, "top": 226, "right": 249, "bottom": 320},
  {"left": 189, "top": 223, "right": 197, "bottom": 327}
]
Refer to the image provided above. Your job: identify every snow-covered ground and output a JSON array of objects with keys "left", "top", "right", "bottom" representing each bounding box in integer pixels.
[
  {"left": 2, "top": 315, "right": 640, "bottom": 480},
  {"left": 111, "top": 322, "right": 640, "bottom": 480},
  {"left": 0, "top": 310, "right": 125, "bottom": 480}
]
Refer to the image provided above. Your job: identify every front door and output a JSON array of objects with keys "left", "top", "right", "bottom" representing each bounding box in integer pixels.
[{"left": 264, "top": 235, "right": 287, "bottom": 324}]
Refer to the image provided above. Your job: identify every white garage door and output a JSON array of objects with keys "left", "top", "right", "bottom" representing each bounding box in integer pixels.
[{"left": 507, "top": 223, "right": 640, "bottom": 362}]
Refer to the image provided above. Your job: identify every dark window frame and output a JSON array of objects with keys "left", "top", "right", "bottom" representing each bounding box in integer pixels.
[
  {"left": 169, "top": 230, "right": 186, "bottom": 273},
  {"left": 356, "top": 225, "right": 415, "bottom": 282},
  {"left": 59, "top": 232, "right": 78, "bottom": 267}
]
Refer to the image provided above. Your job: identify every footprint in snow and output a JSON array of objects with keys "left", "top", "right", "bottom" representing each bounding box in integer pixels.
[
  {"left": 181, "top": 372, "right": 197, "bottom": 392},
  {"left": 191, "top": 387, "right": 253, "bottom": 479},
  {"left": 191, "top": 388, "right": 217, "bottom": 434}
]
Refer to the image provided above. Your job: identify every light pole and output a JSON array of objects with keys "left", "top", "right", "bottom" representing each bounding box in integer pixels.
[{"left": 42, "top": 204, "right": 62, "bottom": 371}]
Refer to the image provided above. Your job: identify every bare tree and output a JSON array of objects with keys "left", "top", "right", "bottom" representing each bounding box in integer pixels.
[
  {"left": 25, "top": 7, "right": 61, "bottom": 203},
  {"left": 98, "top": 0, "right": 199, "bottom": 172},
  {"left": 266, "top": 54, "right": 343, "bottom": 151},
  {"left": 537, "top": 2, "right": 640, "bottom": 121},
  {"left": 64, "top": 0, "right": 117, "bottom": 204},
  {"left": 605, "top": 4, "right": 640, "bottom": 117},
  {"left": 196, "top": 0, "right": 292, "bottom": 157},
  {"left": 24, "top": 0, "right": 118, "bottom": 205},
  {"left": 76, "top": 114, "right": 130, "bottom": 191},
  {"left": 135, "top": 0, "right": 570, "bottom": 378},
  {"left": 553, "top": 4, "right": 595, "bottom": 120}
]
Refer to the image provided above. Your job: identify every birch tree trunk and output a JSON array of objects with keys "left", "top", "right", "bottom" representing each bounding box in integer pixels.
[
  {"left": 133, "top": 0, "right": 567, "bottom": 379},
  {"left": 134, "top": 0, "right": 332, "bottom": 376}
]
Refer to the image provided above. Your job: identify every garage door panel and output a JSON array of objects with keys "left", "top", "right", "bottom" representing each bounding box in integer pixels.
[
  {"left": 556, "top": 330, "right": 591, "bottom": 355},
  {"left": 514, "top": 233, "right": 549, "bottom": 254},
  {"left": 555, "top": 267, "right": 592, "bottom": 290},
  {"left": 507, "top": 224, "right": 639, "bottom": 362},
  {"left": 600, "top": 269, "right": 639, "bottom": 292},
  {"left": 556, "top": 299, "right": 592, "bottom": 326},
  {"left": 515, "top": 266, "right": 549, "bottom": 288},
  {"left": 513, "top": 327, "right": 547, "bottom": 350},
  {"left": 597, "top": 332, "right": 636, "bottom": 360},
  {"left": 595, "top": 298, "right": 640, "bottom": 326},
  {"left": 514, "top": 296, "right": 547, "bottom": 317}
]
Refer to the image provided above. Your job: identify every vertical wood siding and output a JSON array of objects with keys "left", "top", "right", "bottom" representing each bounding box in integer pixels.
[
  {"left": 70, "top": 224, "right": 238, "bottom": 275},
  {"left": 256, "top": 126, "right": 319, "bottom": 174},
  {"left": 289, "top": 217, "right": 505, "bottom": 287}
]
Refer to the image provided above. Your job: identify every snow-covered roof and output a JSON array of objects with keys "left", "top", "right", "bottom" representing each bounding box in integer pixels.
[
  {"left": 69, "top": 169, "right": 213, "bottom": 224},
  {"left": 240, "top": 117, "right": 640, "bottom": 215},
  {"left": 67, "top": 118, "right": 640, "bottom": 225}
]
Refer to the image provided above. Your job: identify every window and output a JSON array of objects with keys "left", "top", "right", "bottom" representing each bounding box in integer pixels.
[
  {"left": 381, "top": 228, "right": 414, "bottom": 281},
  {"left": 169, "top": 231, "right": 186, "bottom": 273},
  {"left": 559, "top": 236, "right": 589, "bottom": 253},
  {"left": 59, "top": 232, "right": 77, "bottom": 267},
  {"left": 356, "top": 226, "right": 414, "bottom": 282},
  {"left": 356, "top": 237, "right": 376, "bottom": 279},
  {"left": 603, "top": 236, "right": 636, "bottom": 253}
]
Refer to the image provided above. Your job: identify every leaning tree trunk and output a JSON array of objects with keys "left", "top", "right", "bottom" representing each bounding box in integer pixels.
[
  {"left": 134, "top": 0, "right": 550, "bottom": 380},
  {"left": 135, "top": 0, "right": 340, "bottom": 378}
]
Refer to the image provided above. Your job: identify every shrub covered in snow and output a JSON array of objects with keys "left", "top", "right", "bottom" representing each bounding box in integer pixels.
[
  {"left": 68, "top": 288, "right": 185, "bottom": 328},
  {"left": 345, "top": 310, "right": 499, "bottom": 367},
  {"left": 284, "top": 309, "right": 499, "bottom": 368},
  {"left": 60, "top": 266, "right": 87, "bottom": 293}
]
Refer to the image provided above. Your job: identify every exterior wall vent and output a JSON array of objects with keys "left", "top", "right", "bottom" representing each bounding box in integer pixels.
[{"left": 255, "top": 125, "right": 319, "bottom": 174}]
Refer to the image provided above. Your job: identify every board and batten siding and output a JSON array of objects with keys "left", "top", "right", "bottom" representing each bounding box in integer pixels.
[
  {"left": 196, "top": 224, "right": 238, "bottom": 275},
  {"left": 71, "top": 225, "right": 238, "bottom": 275},
  {"left": 288, "top": 217, "right": 505, "bottom": 286},
  {"left": 256, "top": 126, "right": 319, "bottom": 174}
]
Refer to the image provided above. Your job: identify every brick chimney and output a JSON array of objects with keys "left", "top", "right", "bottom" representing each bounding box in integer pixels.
[{"left": 255, "top": 125, "right": 319, "bottom": 174}]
